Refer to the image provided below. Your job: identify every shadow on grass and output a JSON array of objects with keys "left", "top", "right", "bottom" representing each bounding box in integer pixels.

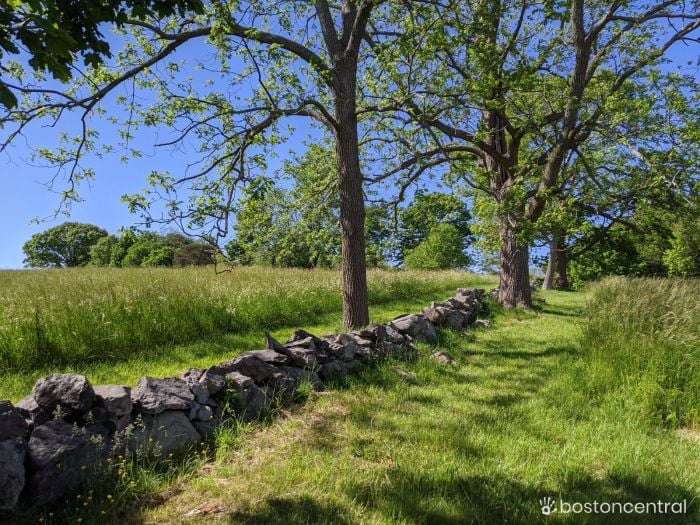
[
  {"left": 224, "top": 494, "right": 355, "bottom": 525},
  {"left": 344, "top": 469, "right": 698, "bottom": 525}
]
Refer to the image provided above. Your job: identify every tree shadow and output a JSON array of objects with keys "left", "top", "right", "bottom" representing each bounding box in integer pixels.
[
  {"left": 345, "top": 468, "right": 698, "bottom": 525},
  {"left": 224, "top": 494, "right": 355, "bottom": 525}
]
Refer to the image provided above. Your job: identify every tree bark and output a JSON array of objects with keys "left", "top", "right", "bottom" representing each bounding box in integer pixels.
[
  {"left": 542, "top": 234, "right": 557, "bottom": 290},
  {"left": 554, "top": 239, "right": 569, "bottom": 290},
  {"left": 333, "top": 61, "right": 369, "bottom": 329},
  {"left": 498, "top": 215, "right": 532, "bottom": 308}
]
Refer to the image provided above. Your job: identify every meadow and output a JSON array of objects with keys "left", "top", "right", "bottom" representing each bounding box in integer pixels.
[
  {"left": 2, "top": 271, "right": 699, "bottom": 524},
  {"left": 0, "top": 267, "right": 495, "bottom": 400}
]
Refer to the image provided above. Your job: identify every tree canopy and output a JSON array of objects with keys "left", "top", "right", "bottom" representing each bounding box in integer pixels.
[{"left": 23, "top": 222, "right": 107, "bottom": 268}]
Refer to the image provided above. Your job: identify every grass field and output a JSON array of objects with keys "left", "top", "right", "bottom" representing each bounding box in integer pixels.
[
  {"left": 3, "top": 272, "right": 699, "bottom": 524},
  {"left": 0, "top": 267, "right": 496, "bottom": 401}
]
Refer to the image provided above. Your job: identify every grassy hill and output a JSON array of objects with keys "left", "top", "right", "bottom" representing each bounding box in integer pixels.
[
  {"left": 2, "top": 271, "right": 698, "bottom": 524},
  {"left": 0, "top": 267, "right": 496, "bottom": 401}
]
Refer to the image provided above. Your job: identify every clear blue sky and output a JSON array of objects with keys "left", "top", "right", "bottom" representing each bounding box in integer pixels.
[
  {"left": 0, "top": 23, "right": 696, "bottom": 269},
  {"left": 0, "top": 36, "right": 321, "bottom": 269}
]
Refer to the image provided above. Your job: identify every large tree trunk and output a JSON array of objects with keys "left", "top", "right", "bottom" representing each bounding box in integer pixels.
[
  {"left": 542, "top": 234, "right": 557, "bottom": 290},
  {"left": 334, "top": 63, "right": 369, "bottom": 329},
  {"left": 554, "top": 240, "right": 569, "bottom": 290},
  {"left": 542, "top": 230, "right": 570, "bottom": 290},
  {"left": 498, "top": 215, "right": 532, "bottom": 308}
]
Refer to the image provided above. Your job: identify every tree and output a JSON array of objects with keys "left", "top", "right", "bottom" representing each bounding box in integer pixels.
[
  {"left": 173, "top": 243, "right": 215, "bottom": 267},
  {"left": 23, "top": 222, "right": 107, "bottom": 268},
  {"left": 403, "top": 223, "right": 469, "bottom": 270},
  {"left": 1, "top": 1, "right": 406, "bottom": 328},
  {"left": 374, "top": 0, "right": 699, "bottom": 307},
  {"left": 0, "top": 0, "right": 203, "bottom": 108},
  {"left": 226, "top": 145, "right": 393, "bottom": 269},
  {"left": 397, "top": 191, "right": 471, "bottom": 264}
]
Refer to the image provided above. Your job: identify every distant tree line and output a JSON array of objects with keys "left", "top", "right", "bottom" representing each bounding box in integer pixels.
[
  {"left": 22, "top": 187, "right": 473, "bottom": 271},
  {"left": 22, "top": 223, "right": 215, "bottom": 269}
]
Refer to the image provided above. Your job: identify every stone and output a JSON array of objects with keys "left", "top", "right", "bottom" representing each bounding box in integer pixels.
[
  {"left": 14, "top": 395, "right": 50, "bottom": 428},
  {"left": 181, "top": 368, "right": 204, "bottom": 385},
  {"left": 148, "top": 411, "right": 201, "bottom": 455},
  {"left": 217, "top": 354, "right": 278, "bottom": 383},
  {"left": 32, "top": 373, "right": 95, "bottom": 418},
  {"left": 93, "top": 384, "right": 132, "bottom": 417},
  {"left": 431, "top": 351, "right": 455, "bottom": 365},
  {"left": 390, "top": 314, "right": 437, "bottom": 343},
  {"left": 240, "top": 385, "right": 268, "bottom": 421},
  {"left": 83, "top": 406, "right": 117, "bottom": 433},
  {"left": 0, "top": 401, "right": 29, "bottom": 441},
  {"left": 193, "top": 420, "right": 220, "bottom": 439},
  {"left": 269, "top": 367, "right": 323, "bottom": 400},
  {"left": 188, "top": 403, "right": 214, "bottom": 422},
  {"left": 352, "top": 336, "right": 374, "bottom": 347},
  {"left": 0, "top": 438, "right": 26, "bottom": 510},
  {"left": 241, "top": 349, "right": 290, "bottom": 366},
  {"left": 131, "top": 377, "right": 194, "bottom": 415},
  {"left": 286, "top": 329, "right": 324, "bottom": 349},
  {"left": 225, "top": 371, "right": 255, "bottom": 390},
  {"left": 474, "top": 319, "right": 491, "bottom": 328},
  {"left": 264, "top": 330, "right": 287, "bottom": 353},
  {"left": 384, "top": 325, "right": 406, "bottom": 344},
  {"left": 25, "top": 420, "right": 105, "bottom": 505},
  {"left": 199, "top": 368, "right": 227, "bottom": 396},
  {"left": 318, "top": 360, "right": 352, "bottom": 380},
  {"left": 191, "top": 383, "right": 210, "bottom": 405},
  {"left": 282, "top": 346, "right": 318, "bottom": 368}
]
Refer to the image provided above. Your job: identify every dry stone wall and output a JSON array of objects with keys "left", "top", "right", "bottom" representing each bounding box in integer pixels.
[{"left": 0, "top": 288, "right": 485, "bottom": 511}]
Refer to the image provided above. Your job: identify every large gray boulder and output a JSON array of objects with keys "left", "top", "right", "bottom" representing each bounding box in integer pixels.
[
  {"left": 0, "top": 401, "right": 30, "bottom": 441},
  {"left": 93, "top": 384, "right": 132, "bottom": 417},
  {"left": 14, "top": 395, "right": 50, "bottom": 428},
  {"left": 224, "top": 372, "right": 268, "bottom": 421},
  {"left": 282, "top": 346, "right": 318, "bottom": 369},
  {"left": 217, "top": 354, "right": 278, "bottom": 383},
  {"left": 390, "top": 314, "right": 437, "bottom": 343},
  {"left": 0, "top": 438, "right": 26, "bottom": 510},
  {"left": 31, "top": 374, "right": 95, "bottom": 418},
  {"left": 240, "top": 349, "right": 290, "bottom": 366},
  {"left": 148, "top": 411, "right": 201, "bottom": 455},
  {"left": 131, "top": 377, "right": 194, "bottom": 415},
  {"left": 25, "top": 420, "right": 105, "bottom": 505}
]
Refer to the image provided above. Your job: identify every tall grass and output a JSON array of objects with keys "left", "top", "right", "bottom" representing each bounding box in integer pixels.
[
  {"left": 582, "top": 277, "right": 700, "bottom": 427},
  {"left": 0, "top": 267, "right": 489, "bottom": 373}
]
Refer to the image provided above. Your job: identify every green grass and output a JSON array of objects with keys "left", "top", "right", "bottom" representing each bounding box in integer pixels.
[
  {"left": 581, "top": 277, "right": 700, "bottom": 428},
  {"left": 86, "top": 287, "right": 696, "bottom": 525},
  {"left": 0, "top": 267, "right": 495, "bottom": 401},
  {"left": 4, "top": 275, "right": 699, "bottom": 524}
]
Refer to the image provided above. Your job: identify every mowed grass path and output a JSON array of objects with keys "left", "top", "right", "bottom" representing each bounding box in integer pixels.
[{"left": 135, "top": 290, "right": 700, "bottom": 525}]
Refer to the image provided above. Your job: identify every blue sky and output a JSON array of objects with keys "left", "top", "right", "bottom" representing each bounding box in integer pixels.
[{"left": 0, "top": 19, "right": 696, "bottom": 269}]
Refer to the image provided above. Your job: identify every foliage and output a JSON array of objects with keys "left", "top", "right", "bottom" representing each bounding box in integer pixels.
[
  {"left": 663, "top": 219, "right": 700, "bottom": 277},
  {"left": 0, "top": 0, "right": 203, "bottom": 108},
  {"left": 583, "top": 277, "right": 700, "bottom": 427},
  {"left": 397, "top": 191, "right": 471, "bottom": 263},
  {"left": 22, "top": 222, "right": 108, "bottom": 268},
  {"left": 226, "top": 145, "right": 392, "bottom": 269},
  {"left": 88, "top": 229, "right": 210, "bottom": 268},
  {"left": 403, "top": 223, "right": 469, "bottom": 270},
  {"left": 172, "top": 243, "right": 214, "bottom": 267},
  {"left": 568, "top": 228, "right": 641, "bottom": 289}
]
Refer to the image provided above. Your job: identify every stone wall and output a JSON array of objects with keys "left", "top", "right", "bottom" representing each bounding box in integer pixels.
[{"left": 0, "top": 288, "right": 485, "bottom": 511}]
